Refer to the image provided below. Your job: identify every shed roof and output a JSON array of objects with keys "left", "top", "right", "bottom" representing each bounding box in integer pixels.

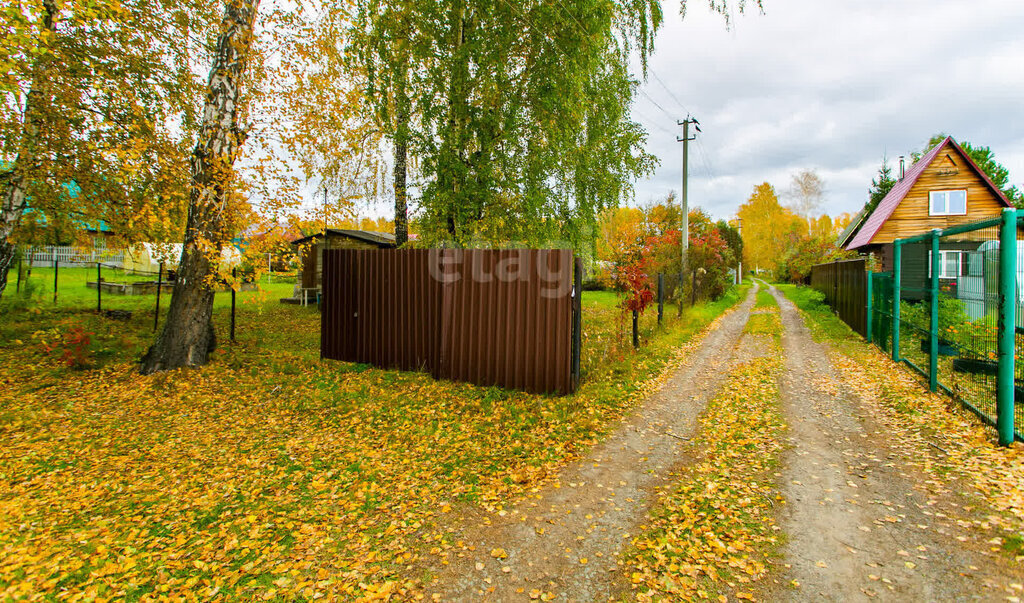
[
  {"left": 835, "top": 207, "right": 868, "bottom": 249},
  {"left": 291, "top": 229, "right": 397, "bottom": 248},
  {"left": 846, "top": 137, "right": 1013, "bottom": 249}
]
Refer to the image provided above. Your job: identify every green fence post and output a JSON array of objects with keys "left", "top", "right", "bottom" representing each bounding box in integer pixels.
[
  {"left": 929, "top": 229, "right": 940, "bottom": 392},
  {"left": 866, "top": 271, "right": 873, "bottom": 344},
  {"left": 892, "top": 241, "right": 901, "bottom": 362},
  {"left": 997, "top": 208, "right": 1016, "bottom": 446}
]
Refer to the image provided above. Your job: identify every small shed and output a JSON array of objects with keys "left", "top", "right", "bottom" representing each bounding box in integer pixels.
[{"left": 289, "top": 229, "right": 397, "bottom": 297}]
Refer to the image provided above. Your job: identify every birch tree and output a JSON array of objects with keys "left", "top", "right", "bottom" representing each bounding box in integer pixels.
[
  {"left": 352, "top": 0, "right": 661, "bottom": 248},
  {"left": 0, "top": 0, "right": 217, "bottom": 301},
  {"left": 140, "top": 0, "right": 261, "bottom": 373}
]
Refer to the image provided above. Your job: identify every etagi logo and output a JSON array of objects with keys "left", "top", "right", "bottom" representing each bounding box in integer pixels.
[{"left": 427, "top": 248, "right": 574, "bottom": 299}]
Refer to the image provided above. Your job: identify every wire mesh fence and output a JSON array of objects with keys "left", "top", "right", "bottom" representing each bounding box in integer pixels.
[{"left": 861, "top": 211, "right": 1021, "bottom": 444}]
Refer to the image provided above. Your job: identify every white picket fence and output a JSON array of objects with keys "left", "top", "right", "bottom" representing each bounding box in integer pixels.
[{"left": 22, "top": 246, "right": 124, "bottom": 267}]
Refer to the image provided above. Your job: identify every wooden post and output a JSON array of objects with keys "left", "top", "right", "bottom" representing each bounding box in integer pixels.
[
  {"left": 632, "top": 309, "right": 639, "bottom": 349},
  {"left": 97, "top": 262, "right": 102, "bottom": 313},
  {"left": 154, "top": 262, "right": 164, "bottom": 332},
  {"left": 231, "top": 267, "right": 237, "bottom": 342},
  {"left": 677, "top": 271, "right": 684, "bottom": 316},
  {"left": 16, "top": 257, "right": 22, "bottom": 293},
  {"left": 53, "top": 258, "right": 58, "bottom": 304}
]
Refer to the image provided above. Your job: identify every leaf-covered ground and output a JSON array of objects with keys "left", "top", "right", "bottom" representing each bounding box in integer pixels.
[
  {"left": 778, "top": 284, "right": 1024, "bottom": 568},
  {"left": 0, "top": 271, "right": 747, "bottom": 600},
  {"left": 621, "top": 305, "right": 785, "bottom": 600}
]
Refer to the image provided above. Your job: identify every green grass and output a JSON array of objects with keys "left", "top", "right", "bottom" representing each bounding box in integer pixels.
[
  {"left": 775, "top": 284, "right": 858, "bottom": 346},
  {"left": 754, "top": 287, "right": 777, "bottom": 308},
  {"left": 2, "top": 266, "right": 297, "bottom": 367}
]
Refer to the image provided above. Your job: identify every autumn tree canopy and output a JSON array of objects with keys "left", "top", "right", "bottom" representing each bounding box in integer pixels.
[
  {"left": 0, "top": 0, "right": 220, "bottom": 299},
  {"left": 737, "top": 183, "right": 806, "bottom": 274}
]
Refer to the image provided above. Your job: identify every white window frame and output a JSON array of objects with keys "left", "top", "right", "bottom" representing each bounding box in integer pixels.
[
  {"left": 928, "top": 189, "right": 967, "bottom": 216},
  {"left": 928, "top": 250, "right": 962, "bottom": 279}
]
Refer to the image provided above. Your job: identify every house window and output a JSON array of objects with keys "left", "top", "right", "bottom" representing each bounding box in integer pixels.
[
  {"left": 929, "top": 189, "right": 967, "bottom": 216},
  {"left": 928, "top": 250, "right": 963, "bottom": 279}
]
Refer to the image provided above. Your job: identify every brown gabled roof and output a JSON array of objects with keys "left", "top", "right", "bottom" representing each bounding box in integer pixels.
[
  {"left": 846, "top": 137, "right": 1013, "bottom": 250},
  {"left": 291, "top": 228, "right": 397, "bottom": 248}
]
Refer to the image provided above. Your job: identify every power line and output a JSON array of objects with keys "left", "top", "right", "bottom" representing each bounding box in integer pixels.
[
  {"left": 650, "top": 70, "right": 693, "bottom": 117},
  {"left": 695, "top": 138, "right": 716, "bottom": 180},
  {"left": 636, "top": 88, "right": 675, "bottom": 120},
  {"left": 632, "top": 108, "right": 676, "bottom": 136}
]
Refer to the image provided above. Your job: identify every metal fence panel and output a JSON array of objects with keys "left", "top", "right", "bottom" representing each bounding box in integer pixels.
[
  {"left": 810, "top": 258, "right": 867, "bottom": 336},
  {"left": 321, "top": 248, "right": 577, "bottom": 395}
]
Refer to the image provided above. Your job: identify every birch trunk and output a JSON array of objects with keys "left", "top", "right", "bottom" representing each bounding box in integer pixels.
[
  {"left": 0, "top": 0, "right": 56, "bottom": 302},
  {"left": 393, "top": 65, "right": 409, "bottom": 246},
  {"left": 140, "top": 0, "right": 259, "bottom": 374}
]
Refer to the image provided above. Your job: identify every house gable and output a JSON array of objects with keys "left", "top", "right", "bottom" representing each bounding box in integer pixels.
[
  {"left": 847, "top": 137, "right": 1012, "bottom": 249},
  {"left": 871, "top": 149, "right": 1006, "bottom": 243}
]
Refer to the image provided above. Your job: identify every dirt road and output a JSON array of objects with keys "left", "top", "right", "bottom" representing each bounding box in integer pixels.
[
  {"left": 768, "top": 283, "right": 1011, "bottom": 602},
  {"left": 424, "top": 286, "right": 760, "bottom": 601},
  {"left": 423, "top": 283, "right": 1017, "bottom": 601}
]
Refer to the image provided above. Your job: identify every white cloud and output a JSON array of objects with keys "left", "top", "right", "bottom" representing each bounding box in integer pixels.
[{"left": 631, "top": 0, "right": 1024, "bottom": 220}]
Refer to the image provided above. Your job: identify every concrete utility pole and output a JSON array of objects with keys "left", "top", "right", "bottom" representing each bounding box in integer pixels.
[{"left": 677, "top": 116, "right": 699, "bottom": 304}]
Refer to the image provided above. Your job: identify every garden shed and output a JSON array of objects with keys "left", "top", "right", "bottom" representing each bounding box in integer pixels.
[{"left": 285, "top": 229, "right": 397, "bottom": 303}]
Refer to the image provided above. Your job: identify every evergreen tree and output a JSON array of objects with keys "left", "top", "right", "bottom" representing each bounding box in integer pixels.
[{"left": 866, "top": 156, "right": 896, "bottom": 214}]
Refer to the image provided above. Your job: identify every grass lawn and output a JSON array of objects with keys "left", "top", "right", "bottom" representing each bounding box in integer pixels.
[{"left": 0, "top": 269, "right": 747, "bottom": 600}]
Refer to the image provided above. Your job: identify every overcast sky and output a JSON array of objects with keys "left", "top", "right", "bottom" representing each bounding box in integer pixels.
[{"left": 631, "top": 0, "right": 1024, "bottom": 221}]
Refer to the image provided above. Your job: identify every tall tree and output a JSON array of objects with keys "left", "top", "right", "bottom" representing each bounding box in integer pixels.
[
  {"left": 352, "top": 0, "right": 661, "bottom": 249},
  {"left": 274, "top": 4, "right": 387, "bottom": 233},
  {"left": 737, "top": 182, "right": 805, "bottom": 274},
  {"left": 786, "top": 169, "right": 825, "bottom": 220},
  {"left": 140, "top": 0, "right": 260, "bottom": 374},
  {"left": 0, "top": 0, "right": 216, "bottom": 302},
  {"left": 866, "top": 156, "right": 896, "bottom": 214}
]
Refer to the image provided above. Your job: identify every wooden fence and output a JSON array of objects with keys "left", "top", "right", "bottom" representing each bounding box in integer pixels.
[
  {"left": 321, "top": 248, "right": 581, "bottom": 395},
  {"left": 810, "top": 258, "right": 868, "bottom": 336}
]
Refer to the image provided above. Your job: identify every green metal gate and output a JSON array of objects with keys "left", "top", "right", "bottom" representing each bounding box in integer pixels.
[{"left": 868, "top": 208, "right": 1021, "bottom": 445}]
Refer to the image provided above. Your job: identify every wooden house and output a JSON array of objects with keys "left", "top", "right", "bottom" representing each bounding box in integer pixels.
[
  {"left": 285, "top": 229, "right": 397, "bottom": 303},
  {"left": 844, "top": 136, "right": 1014, "bottom": 302}
]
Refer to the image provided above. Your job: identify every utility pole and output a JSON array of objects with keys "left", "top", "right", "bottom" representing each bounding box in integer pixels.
[{"left": 677, "top": 116, "right": 699, "bottom": 308}]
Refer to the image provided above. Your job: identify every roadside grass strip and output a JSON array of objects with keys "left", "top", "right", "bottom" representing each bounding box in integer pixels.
[
  {"left": 753, "top": 287, "right": 777, "bottom": 309},
  {"left": 778, "top": 284, "right": 1024, "bottom": 565},
  {"left": 622, "top": 313, "right": 786, "bottom": 601}
]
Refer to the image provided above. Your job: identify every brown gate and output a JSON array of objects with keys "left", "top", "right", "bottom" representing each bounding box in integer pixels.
[
  {"left": 810, "top": 258, "right": 868, "bottom": 336},
  {"left": 321, "top": 249, "right": 581, "bottom": 395}
]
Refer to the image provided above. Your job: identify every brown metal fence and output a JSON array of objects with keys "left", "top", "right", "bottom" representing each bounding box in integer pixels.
[
  {"left": 321, "top": 248, "right": 581, "bottom": 395},
  {"left": 810, "top": 258, "right": 868, "bottom": 336}
]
